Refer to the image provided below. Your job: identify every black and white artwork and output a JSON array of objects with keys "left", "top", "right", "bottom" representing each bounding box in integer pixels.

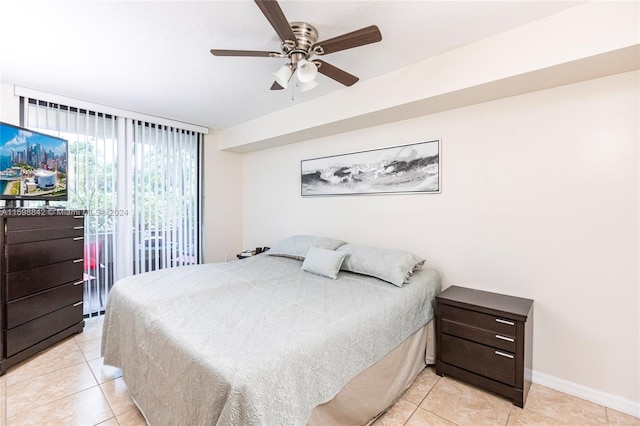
[{"left": 301, "top": 140, "right": 440, "bottom": 196}]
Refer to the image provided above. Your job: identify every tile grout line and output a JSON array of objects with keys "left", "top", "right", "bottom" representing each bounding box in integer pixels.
[
  {"left": 399, "top": 367, "right": 434, "bottom": 426},
  {"left": 5, "top": 337, "right": 86, "bottom": 387},
  {"left": 7, "top": 384, "right": 102, "bottom": 423},
  {"left": 504, "top": 407, "right": 512, "bottom": 426},
  {"left": 76, "top": 327, "right": 121, "bottom": 426},
  {"left": 6, "top": 332, "right": 115, "bottom": 425},
  {"left": 95, "top": 380, "right": 119, "bottom": 426},
  {"left": 411, "top": 373, "right": 449, "bottom": 423},
  {"left": 4, "top": 359, "right": 88, "bottom": 388},
  {"left": 5, "top": 340, "right": 101, "bottom": 422},
  {"left": 402, "top": 370, "right": 466, "bottom": 426},
  {"left": 2, "top": 318, "right": 106, "bottom": 425},
  {"left": 400, "top": 400, "right": 418, "bottom": 426}
]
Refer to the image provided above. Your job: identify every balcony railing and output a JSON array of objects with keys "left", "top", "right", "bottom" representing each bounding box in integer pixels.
[{"left": 82, "top": 231, "right": 197, "bottom": 316}]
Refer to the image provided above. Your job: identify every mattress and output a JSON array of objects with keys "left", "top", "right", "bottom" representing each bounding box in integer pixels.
[{"left": 101, "top": 254, "right": 441, "bottom": 425}]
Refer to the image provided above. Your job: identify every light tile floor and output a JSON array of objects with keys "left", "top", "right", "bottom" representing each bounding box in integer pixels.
[{"left": 1, "top": 316, "right": 638, "bottom": 426}]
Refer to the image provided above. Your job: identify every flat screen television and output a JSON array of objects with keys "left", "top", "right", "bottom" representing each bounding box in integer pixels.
[{"left": 0, "top": 121, "right": 68, "bottom": 204}]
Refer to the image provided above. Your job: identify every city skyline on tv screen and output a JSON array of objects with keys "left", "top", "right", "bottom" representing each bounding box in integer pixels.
[{"left": 0, "top": 122, "right": 68, "bottom": 200}]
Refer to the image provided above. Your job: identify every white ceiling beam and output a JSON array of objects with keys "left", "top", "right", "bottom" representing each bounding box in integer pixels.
[{"left": 218, "top": 2, "right": 639, "bottom": 153}]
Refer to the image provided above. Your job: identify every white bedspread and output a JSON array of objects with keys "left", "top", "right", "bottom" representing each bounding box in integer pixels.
[{"left": 101, "top": 254, "right": 441, "bottom": 425}]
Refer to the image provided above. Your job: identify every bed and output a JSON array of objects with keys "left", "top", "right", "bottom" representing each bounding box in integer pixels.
[{"left": 101, "top": 236, "right": 441, "bottom": 425}]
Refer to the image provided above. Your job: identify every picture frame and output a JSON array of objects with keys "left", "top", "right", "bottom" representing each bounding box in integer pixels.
[{"left": 301, "top": 139, "right": 440, "bottom": 196}]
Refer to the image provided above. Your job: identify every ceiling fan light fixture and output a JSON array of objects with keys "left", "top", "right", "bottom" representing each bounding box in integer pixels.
[
  {"left": 300, "top": 79, "right": 318, "bottom": 92},
  {"left": 295, "top": 59, "right": 318, "bottom": 83},
  {"left": 273, "top": 64, "right": 293, "bottom": 88}
]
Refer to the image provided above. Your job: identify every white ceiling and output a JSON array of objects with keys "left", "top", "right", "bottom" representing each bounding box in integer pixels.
[{"left": 0, "top": 1, "right": 582, "bottom": 130}]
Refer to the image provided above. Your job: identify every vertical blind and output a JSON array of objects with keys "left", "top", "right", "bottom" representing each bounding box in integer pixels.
[
  {"left": 21, "top": 97, "right": 203, "bottom": 316},
  {"left": 130, "top": 120, "right": 201, "bottom": 274},
  {"left": 23, "top": 99, "right": 118, "bottom": 316}
]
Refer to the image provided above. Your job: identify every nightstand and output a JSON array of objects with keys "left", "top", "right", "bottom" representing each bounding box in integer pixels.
[
  {"left": 236, "top": 247, "right": 269, "bottom": 260},
  {"left": 435, "top": 285, "right": 533, "bottom": 407}
]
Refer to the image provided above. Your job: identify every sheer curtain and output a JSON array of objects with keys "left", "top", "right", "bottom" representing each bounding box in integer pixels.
[{"left": 20, "top": 95, "right": 203, "bottom": 317}]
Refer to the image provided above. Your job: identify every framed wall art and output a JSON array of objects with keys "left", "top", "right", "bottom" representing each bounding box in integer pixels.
[{"left": 301, "top": 139, "right": 440, "bottom": 196}]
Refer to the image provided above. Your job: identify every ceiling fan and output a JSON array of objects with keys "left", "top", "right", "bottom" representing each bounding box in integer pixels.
[{"left": 210, "top": 0, "right": 382, "bottom": 91}]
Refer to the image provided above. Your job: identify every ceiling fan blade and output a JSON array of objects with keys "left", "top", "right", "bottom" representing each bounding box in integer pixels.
[
  {"left": 312, "top": 25, "right": 382, "bottom": 55},
  {"left": 254, "top": 0, "right": 296, "bottom": 43},
  {"left": 210, "top": 49, "right": 279, "bottom": 57},
  {"left": 315, "top": 60, "right": 359, "bottom": 87},
  {"left": 270, "top": 81, "right": 285, "bottom": 90}
]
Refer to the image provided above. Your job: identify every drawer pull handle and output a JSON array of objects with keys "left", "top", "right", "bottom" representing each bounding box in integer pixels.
[
  {"left": 495, "top": 334, "right": 515, "bottom": 342},
  {"left": 495, "top": 350, "right": 514, "bottom": 359},
  {"left": 74, "top": 216, "right": 84, "bottom": 219},
  {"left": 73, "top": 301, "right": 83, "bottom": 307},
  {"left": 73, "top": 226, "right": 84, "bottom": 230},
  {"left": 73, "top": 259, "right": 84, "bottom": 263},
  {"left": 495, "top": 318, "right": 515, "bottom": 326},
  {"left": 73, "top": 280, "right": 84, "bottom": 286},
  {"left": 73, "top": 236, "right": 84, "bottom": 241}
]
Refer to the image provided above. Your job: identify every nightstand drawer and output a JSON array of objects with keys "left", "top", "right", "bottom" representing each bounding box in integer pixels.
[
  {"left": 440, "top": 304, "right": 516, "bottom": 335},
  {"left": 440, "top": 334, "right": 515, "bottom": 386},
  {"left": 442, "top": 319, "right": 516, "bottom": 352}
]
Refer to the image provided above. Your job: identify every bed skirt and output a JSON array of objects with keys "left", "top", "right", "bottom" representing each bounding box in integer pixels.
[
  {"left": 308, "top": 319, "right": 435, "bottom": 426},
  {"left": 125, "top": 320, "right": 434, "bottom": 426}
]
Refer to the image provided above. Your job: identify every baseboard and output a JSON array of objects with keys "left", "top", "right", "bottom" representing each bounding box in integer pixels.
[{"left": 532, "top": 370, "right": 639, "bottom": 419}]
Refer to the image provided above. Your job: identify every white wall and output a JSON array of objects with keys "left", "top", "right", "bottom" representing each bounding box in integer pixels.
[
  {"left": 242, "top": 71, "right": 639, "bottom": 414},
  {"left": 0, "top": 83, "right": 20, "bottom": 124}
]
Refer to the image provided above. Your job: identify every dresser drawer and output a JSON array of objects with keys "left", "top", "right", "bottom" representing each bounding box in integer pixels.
[
  {"left": 440, "top": 334, "right": 515, "bottom": 386},
  {"left": 4, "top": 302, "right": 84, "bottom": 358},
  {"left": 440, "top": 304, "right": 517, "bottom": 336},
  {"left": 6, "top": 260, "right": 84, "bottom": 301},
  {"left": 6, "top": 281, "right": 83, "bottom": 329},
  {"left": 441, "top": 318, "right": 516, "bottom": 352},
  {"left": 6, "top": 215, "right": 84, "bottom": 231},
  {"left": 5, "top": 237, "right": 84, "bottom": 272},
  {"left": 6, "top": 224, "right": 84, "bottom": 245}
]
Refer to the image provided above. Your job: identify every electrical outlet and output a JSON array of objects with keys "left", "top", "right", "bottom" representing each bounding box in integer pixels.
[{"left": 224, "top": 254, "right": 229, "bottom": 262}]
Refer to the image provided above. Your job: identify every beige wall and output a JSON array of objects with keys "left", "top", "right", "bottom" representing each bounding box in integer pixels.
[
  {"left": 241, "top": 71, "right": 639, "bottom": 413},
  {"left": 202, "top": 130, "right": 243, "bottom": 263}
]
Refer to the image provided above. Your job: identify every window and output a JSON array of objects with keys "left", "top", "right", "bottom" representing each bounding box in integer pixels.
[{"left": 21, "top": 96, "right": 203, "bottom": 316}]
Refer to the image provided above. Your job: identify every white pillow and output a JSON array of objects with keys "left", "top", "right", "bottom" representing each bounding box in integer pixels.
[
  {"left": 301, "top": 246, "right": 347, "bottom": 279},
  {"left": 268, "top": 235, "right": 346, "bottom": 260},
  {"left": 337, "top": 243, "right": 425, "bottom": 287}
]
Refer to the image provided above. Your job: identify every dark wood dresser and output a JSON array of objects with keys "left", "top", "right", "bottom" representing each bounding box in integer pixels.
[
  {"left": 436, "top": 285, "right": 533, "bottom": 407},
  {"left": 0, "top": 210, "right": 85, "bottom": 374}
]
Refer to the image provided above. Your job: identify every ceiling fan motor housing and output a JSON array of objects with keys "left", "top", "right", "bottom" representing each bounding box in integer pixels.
[{"left": 286, "top": 22, "right": 319, "bottom": 61}]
